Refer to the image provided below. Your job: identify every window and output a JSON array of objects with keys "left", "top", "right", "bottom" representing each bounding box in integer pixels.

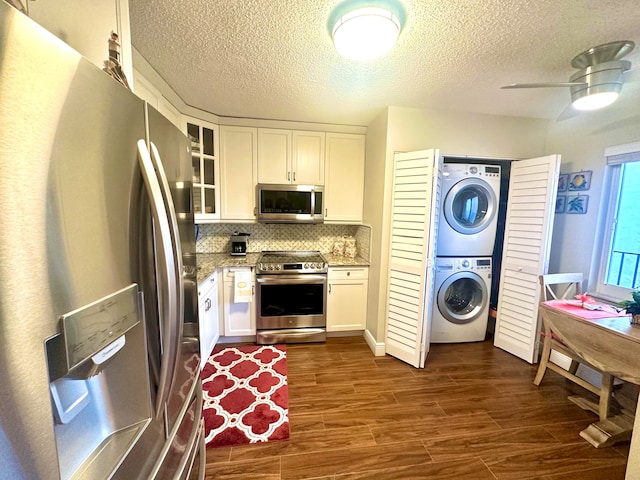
[{"left": 596, "top": 142, "right": 640, "bottom": 299}]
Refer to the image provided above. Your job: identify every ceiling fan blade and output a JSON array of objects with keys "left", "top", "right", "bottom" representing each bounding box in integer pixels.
[
  {"left": 557, "top": 103, "right": 579, "bottom": 121},
  {"left": 501, "top": 82, "right": 586, "bottom": 89}
]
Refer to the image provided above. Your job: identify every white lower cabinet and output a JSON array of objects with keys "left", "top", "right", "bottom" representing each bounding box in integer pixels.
[
  {"left": 198, "top": 271, "right": 219, "bottom": 369},
  {"left": 327, "top": 267, "right": 368, "bottom": 332},
  {"left": 222, "top": 267, "right": 256, "bottom": 336}
]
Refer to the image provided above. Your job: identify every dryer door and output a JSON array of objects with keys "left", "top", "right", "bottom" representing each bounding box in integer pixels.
[
  {"left": 437, "top": 271, "right": 488, "bottom": 324},
  {"left": 443, "top": 178, "right": 497, "bottom": 235}
]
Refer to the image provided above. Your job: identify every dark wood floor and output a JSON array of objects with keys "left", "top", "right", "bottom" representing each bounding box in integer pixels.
[{"left": 204, "top": 336, "right": 630, "bottom": 479}]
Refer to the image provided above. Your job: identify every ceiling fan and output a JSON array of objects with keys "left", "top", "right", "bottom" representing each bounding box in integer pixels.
[{"left": 502, "top": 40, "right": 637, "bottom": 112}]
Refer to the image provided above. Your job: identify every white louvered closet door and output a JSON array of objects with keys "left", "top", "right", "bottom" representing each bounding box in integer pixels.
[
  {"left": 494, "top": 154, "right": 561, "bottom": 363},
  {"left": 385, "top": 149, "right": 440, "bottom": 368}
]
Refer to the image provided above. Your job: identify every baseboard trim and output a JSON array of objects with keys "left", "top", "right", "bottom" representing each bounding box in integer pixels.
[
  {"left": 217, "top": 335, "right": 257, "bottom": 344},
  {"left": 364, "top": 329, "right": 386, "bottom": 356}
]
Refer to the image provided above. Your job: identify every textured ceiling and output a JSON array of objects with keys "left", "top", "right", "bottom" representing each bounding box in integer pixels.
[{"left": 129, "top": 0, "right": 640, "bottom": 126}]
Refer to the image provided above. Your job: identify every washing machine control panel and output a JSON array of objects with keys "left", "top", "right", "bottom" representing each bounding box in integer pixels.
[
  {"left": 482, "top": 165, "right": 501, "bottom": 178},
  {"left": 450, "top": 258, "right": 492, "bottom": 270},
  {"left": 464, "top": 165, "right": 500, "bottom": 178},
  {"left": 443, "top": 163, "right": 501, "bottom": 178},
  {"left": 474, "top": 258, "right": 492, "bottom": 270}
]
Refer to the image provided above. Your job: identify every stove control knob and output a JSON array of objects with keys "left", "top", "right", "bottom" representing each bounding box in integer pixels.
[
  {"left": 304, "top": 263, "right": 309, "bottom": 268},
  {"left": 269, "top": 265, "right": 274, "bottom": 270},
  {"left": 276, "top": 265, "right": 281, "bottom": 270}
]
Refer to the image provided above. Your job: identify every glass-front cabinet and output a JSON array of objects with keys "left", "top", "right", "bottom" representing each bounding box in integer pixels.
[{"left": 185, "top": 117, "right": 220, "bottom": 222}]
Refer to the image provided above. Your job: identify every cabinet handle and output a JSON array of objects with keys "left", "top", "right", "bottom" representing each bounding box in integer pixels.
[
  {"left": 288, "top": 171, "right": 291, "bottom": 181},
  {"left": 328, "top": 284, "right": 332, "bottom": 293},
  {"left": 325, "top": 208, "right": 328, "bottom": 216},
  {"left": 347, "top": 271, "right": 351, "bottom": 276},
  {"left": 293, "top": 172, "right": 296, "bottom": 182},
  {"left": 205, "top": 298, "right": 211, "bottom": 312},
  {"left": 252, "top": 285, "right": 255, "bottom": 295}
]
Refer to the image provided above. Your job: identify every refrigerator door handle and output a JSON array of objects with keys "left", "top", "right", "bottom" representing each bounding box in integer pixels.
[
  {"left": 176, "top": 385, "right": 204, "bottom": 479},
  {"left": 137, "top": 140, "right": 184, "bottom": 419},
  {"left": 149, "top": 141, "right": 185, "bottom": 396}
]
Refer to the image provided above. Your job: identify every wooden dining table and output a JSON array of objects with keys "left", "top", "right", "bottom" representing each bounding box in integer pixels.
[{"left": 538, "top": 300, "right": 640, "bottom": 448}]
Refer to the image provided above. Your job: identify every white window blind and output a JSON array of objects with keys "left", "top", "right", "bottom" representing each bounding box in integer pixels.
[{"left": 605, "top": 141, "right": 640, "bottom": 165}]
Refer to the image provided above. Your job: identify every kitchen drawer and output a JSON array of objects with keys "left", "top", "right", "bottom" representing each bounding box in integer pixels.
[
  {"left": 222, "top": 267, "right": 254, "bottom": 281},
  {"left": 198, "top": 271, "right": 218, "bottom": 294},
  {"left": 328, "top": 267, "right": 368, "bottom": 281}
]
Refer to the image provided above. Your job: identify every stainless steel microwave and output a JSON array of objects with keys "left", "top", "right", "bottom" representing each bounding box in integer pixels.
[{"left": 256, "top": 184, "right": 324, "bottom": 223}]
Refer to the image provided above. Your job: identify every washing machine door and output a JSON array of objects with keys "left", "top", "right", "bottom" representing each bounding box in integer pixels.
[
  {"left": 443, "top": 178, "right": 497, "bottom": 235},
  {"left": 437, "top": 271, "right": 488, "bottom": 324}
]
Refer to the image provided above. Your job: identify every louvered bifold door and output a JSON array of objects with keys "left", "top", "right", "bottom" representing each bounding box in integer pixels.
[
  {"left": 385, "top": 149, "right": 440, "bottom": 368},
  {"left": 494, "top": 154, "right": 561, "bottom": 363}
]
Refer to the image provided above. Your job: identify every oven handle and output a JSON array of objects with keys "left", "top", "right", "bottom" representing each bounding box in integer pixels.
[{"left": 256, "top": 274, "right": 327, "bottom": 285}]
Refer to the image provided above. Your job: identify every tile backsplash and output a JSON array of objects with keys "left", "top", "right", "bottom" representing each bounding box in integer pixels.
[{"left": 196, "top": 223, "right": 371, "bottom": 260}]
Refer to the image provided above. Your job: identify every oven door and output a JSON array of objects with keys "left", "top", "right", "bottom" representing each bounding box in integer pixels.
[{"left": 256, "top": 274, "right": 327, "bottom": 329}]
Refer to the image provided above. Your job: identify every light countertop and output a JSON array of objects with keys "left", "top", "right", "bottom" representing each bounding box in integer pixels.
[{"left": 196, "top": 252, "right": 369, "bottom": 285}]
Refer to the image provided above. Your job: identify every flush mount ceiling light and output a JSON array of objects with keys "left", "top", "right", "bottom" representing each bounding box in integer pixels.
[
  {"left": 328, "top": 1, "right": 405, "bottom": 61},
  {"left": 569, "top": 62, "right": 626, "bottom": 110}
]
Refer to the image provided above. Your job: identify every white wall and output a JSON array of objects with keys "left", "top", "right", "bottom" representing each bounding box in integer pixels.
[
  {"left": 545, "top": 96, "right": 640, "bottom": 290},
  {"left": 27, "top": 0, "right": 132, "bottom": 83},
  {"left": 364, "top": 106, "right": 549, "bottom": 343},
  {"left": 363, "top": 110, "right": 390, "bottom": 340}
]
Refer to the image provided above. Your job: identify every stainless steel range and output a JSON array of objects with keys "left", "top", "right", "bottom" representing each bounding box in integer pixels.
[{"left": 256, "top": 251, "right": 328, "bottom": 344}]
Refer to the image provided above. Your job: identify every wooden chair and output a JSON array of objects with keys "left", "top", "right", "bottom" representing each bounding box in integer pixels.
[{"left": 533, "top": 273, "right": 615, "bottom": 421}]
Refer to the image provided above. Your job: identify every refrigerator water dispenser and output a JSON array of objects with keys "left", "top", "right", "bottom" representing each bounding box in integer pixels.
[{"left": 45, "top": 284, "right": 152, "bottom": 480}]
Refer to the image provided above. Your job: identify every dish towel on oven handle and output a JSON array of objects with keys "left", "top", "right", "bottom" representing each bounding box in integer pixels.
[{"left": 234, "top": 270, "right": 252, "bottom": 303}]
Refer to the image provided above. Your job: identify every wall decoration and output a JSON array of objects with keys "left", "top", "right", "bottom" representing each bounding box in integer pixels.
[
  {"left": 555, "top": 195, "right": 566, "bottom": 213},
  {"left": 568, "top": 171, "right": 592, "bottom": 191},
  {"left": 557, "top": 174, "right": 569, "bottom": 192},
  {"left": 566, "top": 195, "right": 589, "bottom": 214}
]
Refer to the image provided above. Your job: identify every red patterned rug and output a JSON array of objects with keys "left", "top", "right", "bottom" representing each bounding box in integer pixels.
[{"left": 201, "top": 344, "right": 290, "bottom": 448}]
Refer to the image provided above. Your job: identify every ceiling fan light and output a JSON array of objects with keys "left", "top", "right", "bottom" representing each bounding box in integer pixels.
[
  {"left": 572, "top": 91, "right": 619, "bottom": 111},
  {"left": 331, "top": 7, "right": 401, "bottom": 61}
]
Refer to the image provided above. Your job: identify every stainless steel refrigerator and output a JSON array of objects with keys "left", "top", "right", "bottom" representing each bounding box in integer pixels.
[{"left": 0, "top": 3, "right": 204, "bottom": 479}]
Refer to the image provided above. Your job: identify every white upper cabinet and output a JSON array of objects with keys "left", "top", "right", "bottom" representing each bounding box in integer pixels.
[
  {"left": 220, "top": 126, "right": 258, "bottom": 221},
  {"left": 257, "top": 129, "right": 325, "bottom": 185},
  {"left": 257, "top": 129, "right": 291, "bottom": 184},
  {"left": 185, "top": 117, "right": 220, "bottom": 222},
  {"left": 132, "top": 69, "right": 181, "bottom": 128},
  {"left": 324, "top": 133, "right": 365, "bottom": 223},
  {"left": 292, "top": 131, "right": 325, "bottom": 184}
]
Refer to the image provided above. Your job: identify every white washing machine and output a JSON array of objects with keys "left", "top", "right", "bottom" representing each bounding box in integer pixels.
[
  {"left": 437, "top": 163, "right": 501, "bottom": 257},
  {"left": 431, "top": 257, "right": 492, "bottom": 343}
]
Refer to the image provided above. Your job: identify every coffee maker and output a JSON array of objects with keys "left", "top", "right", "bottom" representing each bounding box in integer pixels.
[{"left": 230, "top": 232, "right": 249, "bottom": 256}]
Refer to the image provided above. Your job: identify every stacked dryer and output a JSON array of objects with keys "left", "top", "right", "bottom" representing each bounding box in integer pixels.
[{"left": 431, "top": 163, "right": 501, "bottom": 343}]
